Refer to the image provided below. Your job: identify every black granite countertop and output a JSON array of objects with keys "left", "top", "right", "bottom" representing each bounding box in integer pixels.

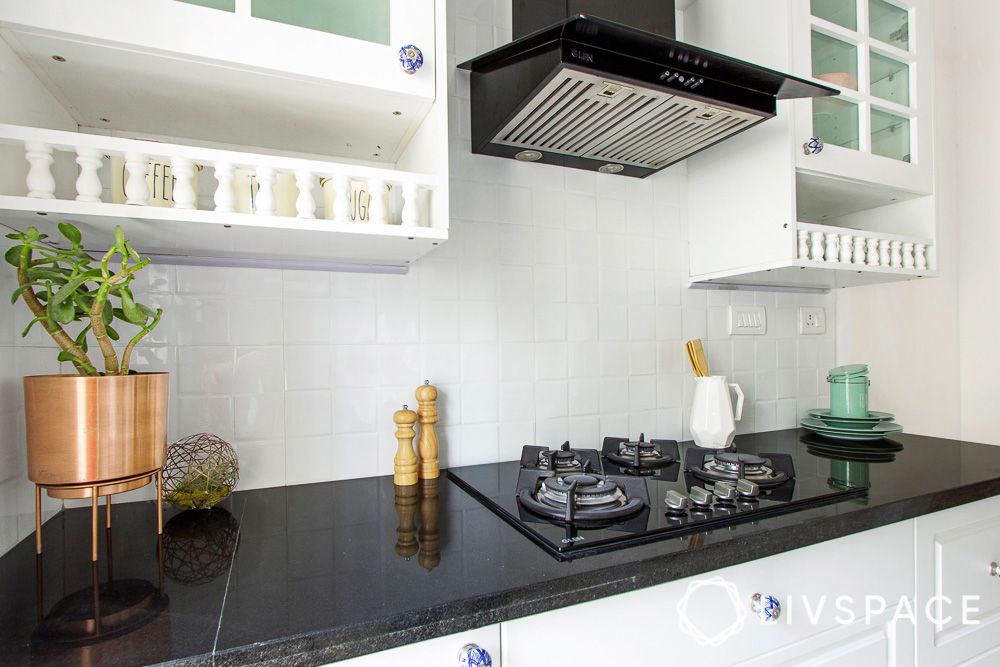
[{"left": 3, "top": 429, "right": 1000, "bottom": 666}]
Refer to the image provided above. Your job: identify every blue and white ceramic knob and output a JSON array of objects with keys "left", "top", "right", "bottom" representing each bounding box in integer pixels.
[
  {"left": 458, "top": 643, "right": 492, "bottom": 666},
  {"left": 803, "top": 135, "right": 824, "bottom": 155},
  {"left": 398, "top": 44, "right": 424, "bottom": 74},
  {"left": 751, "top": 593, "right": 782, "bottom": 623}
]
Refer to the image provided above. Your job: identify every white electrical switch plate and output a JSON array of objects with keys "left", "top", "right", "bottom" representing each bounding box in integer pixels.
[
  {"left": 799, "top": 306, "right": 826, "bottom": 334},
  {"left": 728, "top": 305, "right": 766, "bottom": 335}
]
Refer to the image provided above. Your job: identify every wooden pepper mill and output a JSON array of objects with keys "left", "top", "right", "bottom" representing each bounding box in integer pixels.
[
  {"left": 393, "top": 484, "right": 419, "bottom": 559},
  {"left": 416, "top": 380, "right": 439, "bottom": 480},
  {"left": 393, "top": 404, "right": 418, "bottom": 486}
]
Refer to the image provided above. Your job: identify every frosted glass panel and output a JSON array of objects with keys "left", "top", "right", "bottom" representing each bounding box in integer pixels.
[
  {"left": 870, "top": 51, "right": 909, "bottom": 106},
  {"left": 870, "top": 0, "right": 909, "bottom": 50},
  {"left": 177, "top": 0, "right": 235, "bottom": 10},
  {"left": 812, "top": 31, "right": 858, "bottom": 90},
  {"left": 252, "top": 0, "right": 390, "bottom": 45},
  {"left": 813, "top": 97, "right": 860, "bottom": 150},
  {"left": 871, "top": 108, "right": 911, "bottom": 162},
  {"left": 811, "top": 0, "right": 857, "bottom": 31}
]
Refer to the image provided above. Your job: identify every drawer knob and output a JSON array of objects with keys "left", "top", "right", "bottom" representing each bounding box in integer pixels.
[
  {"left": 751, "top": 593, "right": 782, "bottom": 623},
  {"left": 459, "top": 643, "right": 492, "bottom": 666},
  {"left": 991, "top": 562, "right": 999, "bottom": 578}
]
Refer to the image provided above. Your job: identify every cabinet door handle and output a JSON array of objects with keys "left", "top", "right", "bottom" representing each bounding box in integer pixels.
[
  {"left": 802, "top": 136, "right": 824, "bottom": 155},
  {"left": 459, "top": 643, "right": 492, "bottom": 666},
  {"left": 991, "top": 562, "right": 999, "bottom": 578},
  {"left": 751, "top": 593, "right": 782, "bottom": 623}
]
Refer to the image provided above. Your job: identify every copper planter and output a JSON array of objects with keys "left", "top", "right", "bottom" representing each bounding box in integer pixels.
[{"left": 24, "top": 372, "right": 170, "bottom": 499}]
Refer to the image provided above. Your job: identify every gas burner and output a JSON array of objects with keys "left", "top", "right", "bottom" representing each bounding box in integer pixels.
[
  {"left": 517, "top": 471, "right": 646, "bottom": 524},
  {"left": 520, "top": 443, "right": 602, "bottom": 474},
  {"left": 602, "top": 435, "right": 679, "bottom": 475},
  {"left": 689, "top": 450, "right": 790, "bottom": 488},
  {"left": 539, "top": 442, "right": 586, "bottom": 471}
]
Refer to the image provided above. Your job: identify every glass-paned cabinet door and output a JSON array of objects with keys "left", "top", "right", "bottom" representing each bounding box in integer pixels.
[
  {"left": 811, "top": 31, "right": 859, "bottom": 91},
  {"left": 252, "top": 0, "right": 390, "bottom": 44},
  {"left": 177, "top": 0, "right": 235, "bottom": 10},
  {"left": 869, "top": 0, "right": 909, "bottom": 50},
  {"left": 811, "top": 0, "right": 857, "bottom": 31},
  {"left": 796, "top": 0, "right": 928, "bottom": 193},
  {"left": 870, "top": 51, "right": 909, "bottom": 105},
  {"left": 871, "top": 108, "right": 910, "bottom": 162},
  {"left": 813, "top": 98, "right": 860, "bottom": 150}
]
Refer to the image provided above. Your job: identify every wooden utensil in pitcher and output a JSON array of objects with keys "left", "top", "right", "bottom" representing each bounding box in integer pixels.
[{"left": 692, "top": 339, "right": 710, "bottom": 377}]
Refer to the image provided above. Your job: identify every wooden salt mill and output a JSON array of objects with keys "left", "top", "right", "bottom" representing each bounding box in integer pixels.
[
  {"left": 416, "top": 380, "right": 439, "bottom": 480},
  {"left": 393, "top": 404, "right": 418, "bottom": 486},
  {"left": 417, "top": 478, "right": 440, "bottom": 571},
  {"left": 393, "top": 484, "right": 419, "bottom": 559}
]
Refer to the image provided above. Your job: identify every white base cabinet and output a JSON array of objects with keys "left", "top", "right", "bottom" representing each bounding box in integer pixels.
[
  {"left": 915, "top": 495, "right": 1000, "bottom": 666},
  {"left": 502, "top": 521, "right": 913, "bottom": 666}
]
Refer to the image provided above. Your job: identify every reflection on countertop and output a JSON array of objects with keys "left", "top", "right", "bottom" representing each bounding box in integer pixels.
[{"left": 393, "top": 478, "right": 441, "bottom": 571}]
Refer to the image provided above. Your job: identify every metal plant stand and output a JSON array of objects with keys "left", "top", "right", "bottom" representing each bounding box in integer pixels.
[{"left": 35, "top": 468, "right": 164, "bottom": 561}]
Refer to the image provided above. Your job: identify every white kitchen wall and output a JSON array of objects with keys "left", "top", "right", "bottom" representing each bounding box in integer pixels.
[{"left": 0, "top": 0, "right": 836, "bottom": 556}]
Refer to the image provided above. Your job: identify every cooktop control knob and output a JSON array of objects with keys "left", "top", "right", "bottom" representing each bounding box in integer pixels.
[
  {"left": 459, "top": 643, "right": 492, "bottom": 666},
  {"left": 713, "top": 481, "right": 737, "bottom": 502},
  {"left": 689, "top": 486, "right": 713, "bottom": 507},
  {"left": 664, "top": 490, "right": 690, "bottom": 514},
  {"left": 736, "top": 479, "right": 760, "bottom": 498}
]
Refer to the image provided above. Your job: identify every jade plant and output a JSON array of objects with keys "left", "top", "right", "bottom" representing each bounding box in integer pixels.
[{"left": 5, "top": 223, "right": 162, "bottom": 376}]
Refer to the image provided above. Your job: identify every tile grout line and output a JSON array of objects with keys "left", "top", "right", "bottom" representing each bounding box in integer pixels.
[{"left": 212, "top": 496, "right": 247, "bottom": 663}]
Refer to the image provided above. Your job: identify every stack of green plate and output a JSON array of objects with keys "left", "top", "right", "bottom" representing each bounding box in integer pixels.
[{"left": 800, "top": 409, "right": 903, "bottom": 442}]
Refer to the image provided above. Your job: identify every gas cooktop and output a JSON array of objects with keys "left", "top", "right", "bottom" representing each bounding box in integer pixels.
[{"left": 447, "top": 434, "right": 873, "bottom": 560}]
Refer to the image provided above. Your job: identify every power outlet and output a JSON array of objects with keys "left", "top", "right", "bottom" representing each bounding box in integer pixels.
[
  {"left": 799, "top": 307, "right": 826, "bottom": 335},
  {"left": 729, "top": 305, "right": 767, "bottom": 335}
]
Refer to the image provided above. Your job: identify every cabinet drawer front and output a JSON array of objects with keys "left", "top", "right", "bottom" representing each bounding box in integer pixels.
[
  {"left": 333, "top": 625, "right": 500, "bottom": 666},
  {"left": 502, "top": 521, "right": 914, "bottom": 665},
  {"left": 916, "top": 495, "right": 1000, "bottom": 665},
  {"left": 743, "top": 601, "right": 915, "bottom": 667}
]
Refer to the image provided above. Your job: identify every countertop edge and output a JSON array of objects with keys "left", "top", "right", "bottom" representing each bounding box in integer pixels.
[{"left": 203, "top": 477, "right": 1000, "bottom": 666}]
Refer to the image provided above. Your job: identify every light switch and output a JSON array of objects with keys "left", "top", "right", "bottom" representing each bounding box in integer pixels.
[{"left": 728, "top": 305, "right": 766, "bottom": 335}]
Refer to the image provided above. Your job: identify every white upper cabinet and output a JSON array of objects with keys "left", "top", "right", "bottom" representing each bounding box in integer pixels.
[
  {"left": 793, "top": 0, "right": 932, "bottom": 195},
  {"left": 0, "top": 0, "right": 451, "bottom": 270},
  {"left": 0, "top": 0, "right": 437, "bottom": 161},
  {"left": 682, "top": 0, "right": 936, "bottom": 291}
]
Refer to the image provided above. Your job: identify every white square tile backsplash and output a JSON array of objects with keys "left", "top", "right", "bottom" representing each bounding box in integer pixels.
[{"left": 0, "top": 0, "right": 836, "bottom": 557}]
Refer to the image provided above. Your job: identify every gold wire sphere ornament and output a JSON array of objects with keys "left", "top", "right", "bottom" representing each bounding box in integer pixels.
[{"left": 162, "top": 433, "right": 239, "bottom": 510}]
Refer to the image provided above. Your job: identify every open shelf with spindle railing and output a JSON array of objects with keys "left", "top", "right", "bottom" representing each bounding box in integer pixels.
[{"left": 0, "top": 124, "right": 445, "bottom": 272}]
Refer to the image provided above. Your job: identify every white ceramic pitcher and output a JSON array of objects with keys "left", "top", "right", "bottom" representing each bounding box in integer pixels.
[{"left": 690, "top": 376, "right": 744, "bottom": 449}]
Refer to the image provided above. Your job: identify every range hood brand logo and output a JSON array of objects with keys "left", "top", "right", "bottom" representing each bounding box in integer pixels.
[{"left": 570, "top": 49, "right": 594, "bottom": 63}]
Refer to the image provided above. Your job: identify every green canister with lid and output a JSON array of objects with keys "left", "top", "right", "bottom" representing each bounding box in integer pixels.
[{"left": 828, "top": 364, "right": 870, "bottom": 418}]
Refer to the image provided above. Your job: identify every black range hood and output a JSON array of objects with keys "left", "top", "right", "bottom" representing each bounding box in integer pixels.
[{"left": 458, "top": 15, "right": 837, "bottom": 178}]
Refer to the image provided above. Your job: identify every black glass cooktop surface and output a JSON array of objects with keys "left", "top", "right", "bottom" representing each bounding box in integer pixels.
[{"left": 447, "top": 436, "right": 872, "bottom": 560}]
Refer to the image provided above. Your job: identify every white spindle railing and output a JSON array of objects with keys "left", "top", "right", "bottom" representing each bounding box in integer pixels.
[{"left": 0, "top": 124, "right": 438, "bottom": 228}]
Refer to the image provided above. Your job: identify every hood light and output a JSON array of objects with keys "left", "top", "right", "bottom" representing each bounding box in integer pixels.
[
  {"left": 515, "top": 150, "right": 543, "bottom": 162},
  {"left": 598, "top": 163, "right": 624, "bottom": 174}
]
